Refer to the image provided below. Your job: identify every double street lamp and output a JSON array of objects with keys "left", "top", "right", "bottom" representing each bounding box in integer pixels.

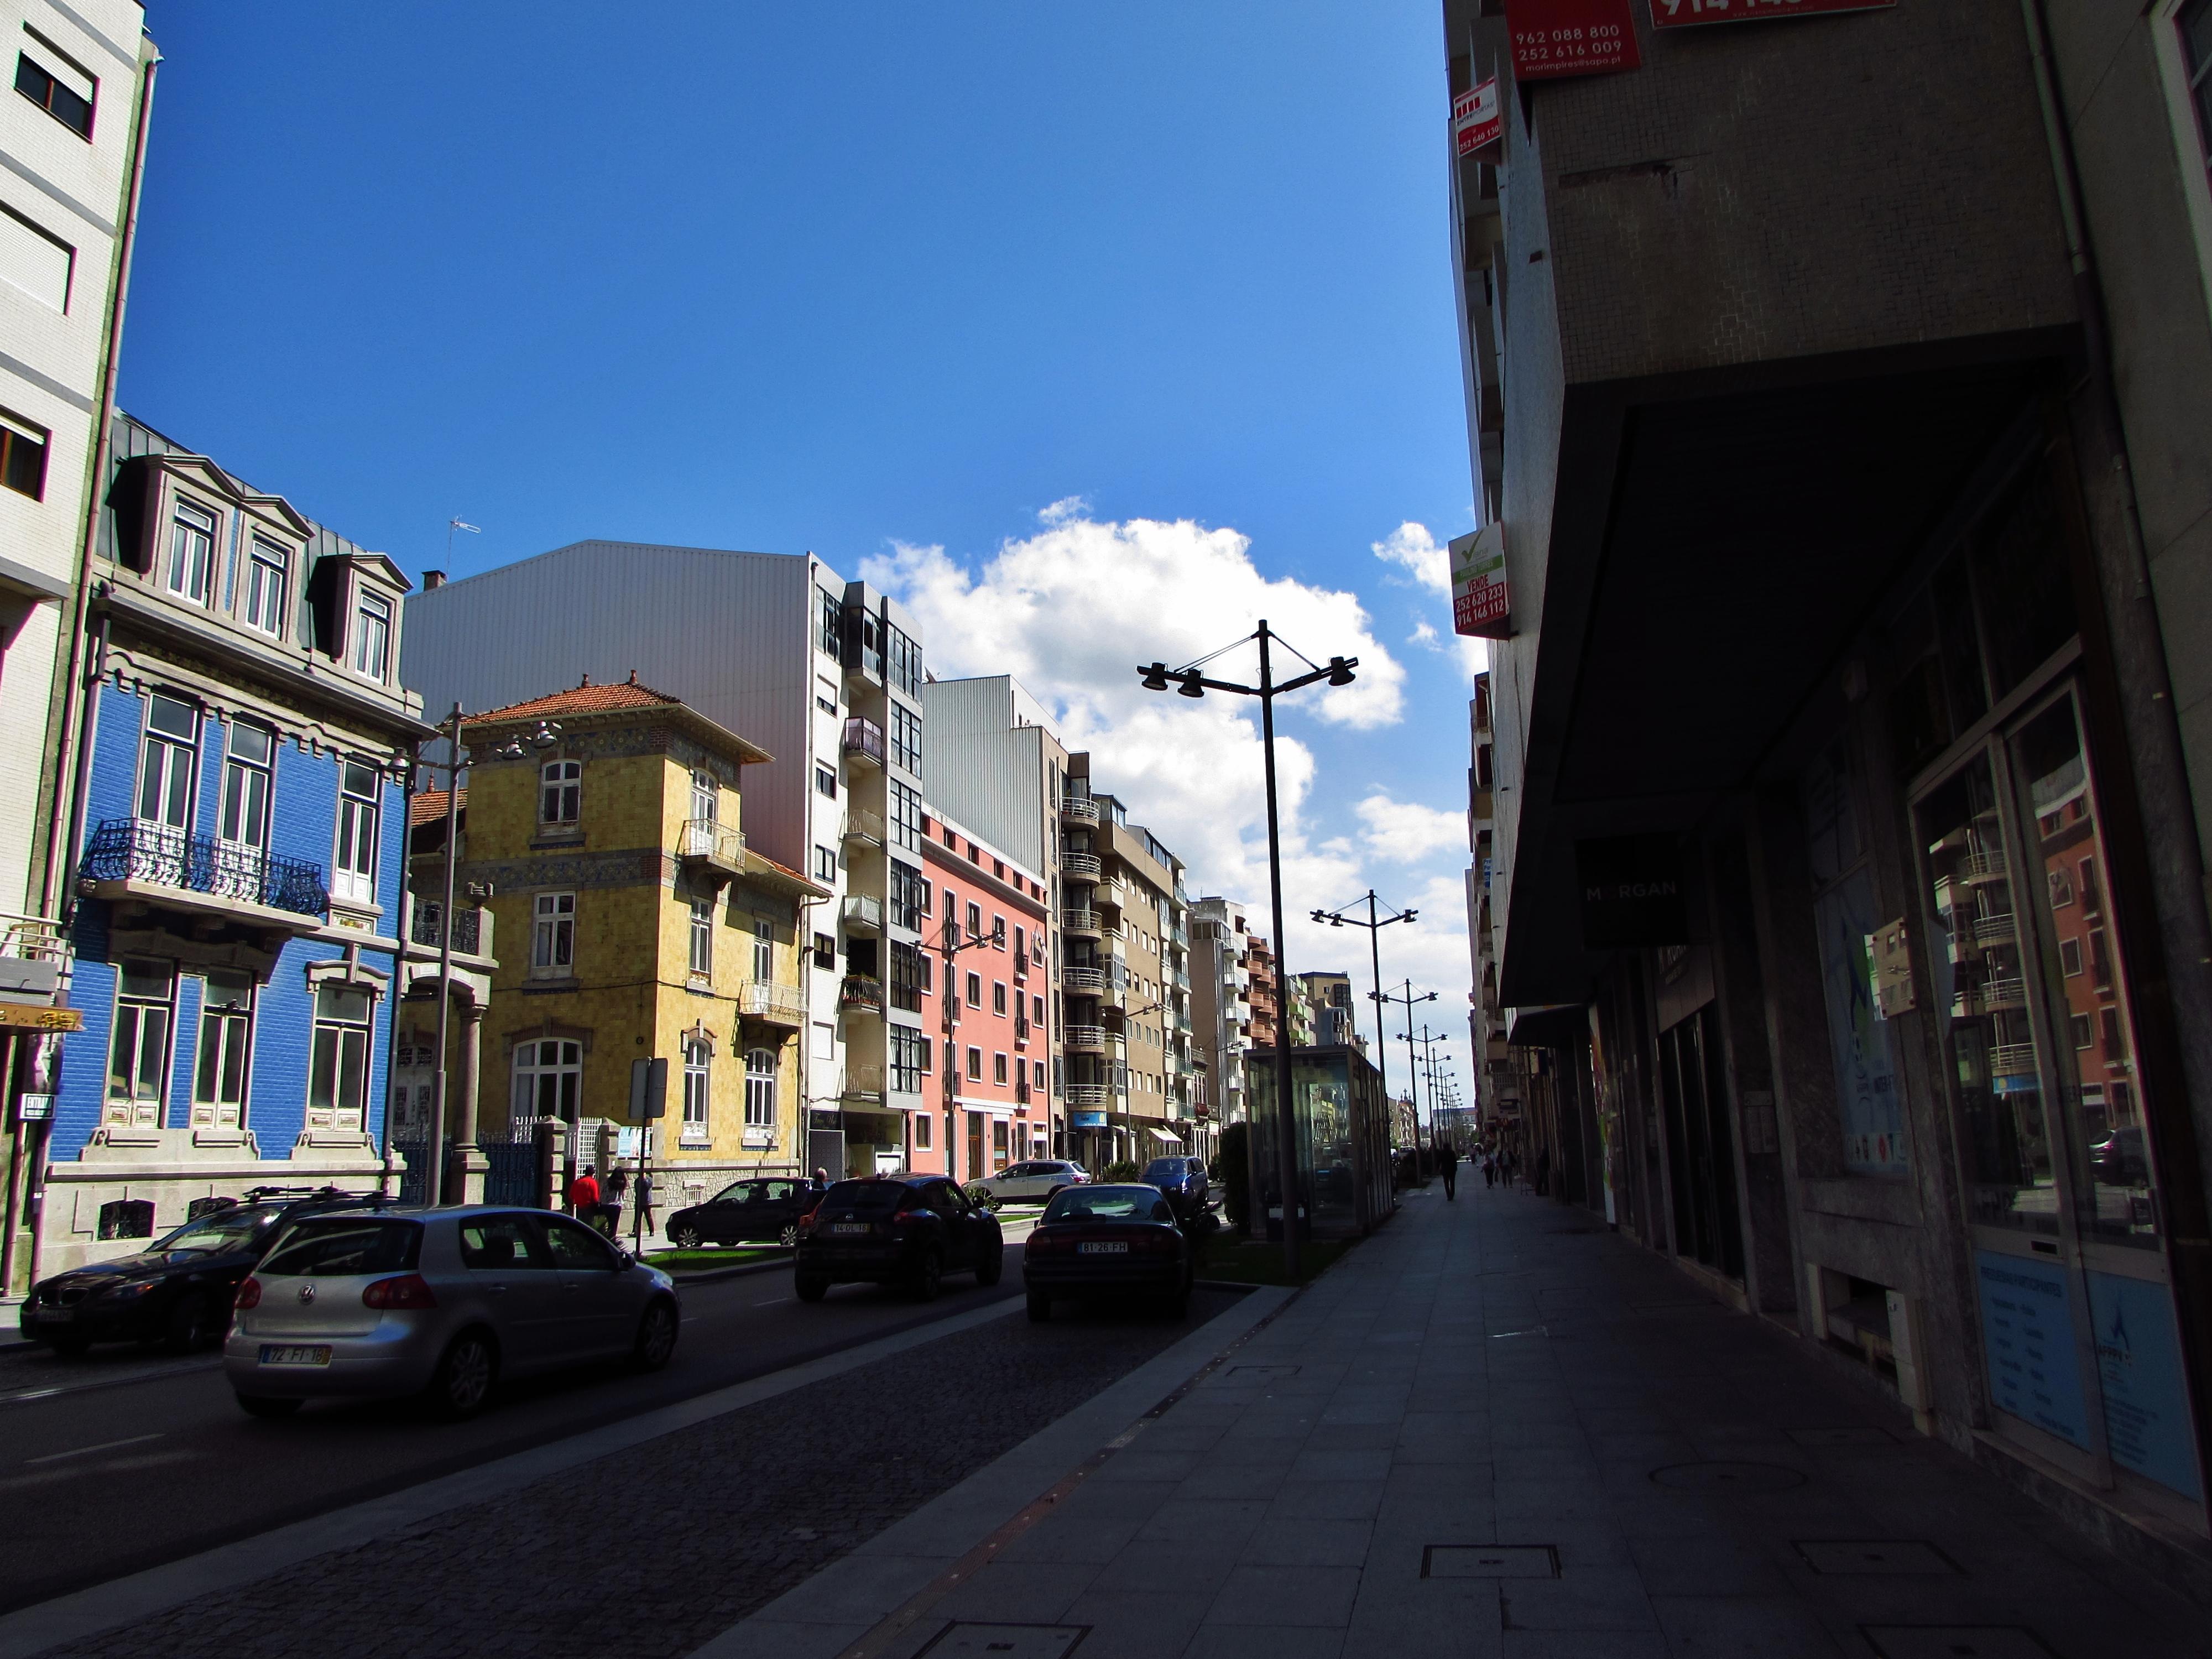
[
  {"left": 1375, "top": 979, "right": 1439, "bottom": 1139},
  {"left": 1311, "top": 891, "right": 1416, "bottom": 1131},
  {"left": 1140, "top": 620, "right": 1356, "bottom": 1282},
  {"left": 938, "top": 915, "right": 1001, "bottom": 1186}
]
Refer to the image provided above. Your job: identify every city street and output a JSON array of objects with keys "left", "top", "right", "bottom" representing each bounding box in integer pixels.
[{"left": 0, "top": 1237, "right": 1238, "bottom": 1619}]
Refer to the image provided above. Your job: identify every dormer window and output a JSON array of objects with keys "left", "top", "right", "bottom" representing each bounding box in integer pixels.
[
  {"left": 352, "top": 591, "right": 391, "bottom": 679},
  {"left": 541, "top": 759, "right": 580, "bottom": 825},
  {"left": 166, "top": 499, "right": 217, "bottom": 606},
  {"left": 243, "top": 539, "right": 289, "bottom": 637}
]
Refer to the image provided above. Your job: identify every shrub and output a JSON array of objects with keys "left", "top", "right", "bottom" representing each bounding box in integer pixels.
[
  {"left": 1102, "top": 1160, "right": 1142, "bottom": 1182},
  {"left": 1219, "top": 1123, "right": 1251, "bottom": 1231}
]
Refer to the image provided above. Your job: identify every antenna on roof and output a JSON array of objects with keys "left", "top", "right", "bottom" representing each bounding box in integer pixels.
[{"left": 446, "top": 518, "right": 480, "bottom": 562}]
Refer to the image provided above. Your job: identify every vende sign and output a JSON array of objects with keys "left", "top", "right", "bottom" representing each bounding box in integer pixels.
[
  {"left": 1650, "top": 0, "right": 1895, "bottom": 24},
  {"left": 1453, "top": 78, "right": 1501, "bottom": 159},
  {"left": 1507, "top": 0, "right": 1641, "bottom": 80},
  {"left": 1450, "top": 525, "right": 1511, "bottom": 638}
]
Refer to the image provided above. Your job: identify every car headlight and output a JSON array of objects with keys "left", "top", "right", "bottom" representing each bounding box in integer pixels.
[{"left": 96, "top": 1279, "right": 162, "bottom": 1300}]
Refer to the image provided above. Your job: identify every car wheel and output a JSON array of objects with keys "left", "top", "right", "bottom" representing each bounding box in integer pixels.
[
  {"left": 164, "top": 1292, "right": 217, "bottom": 1354},
  {"left": 795, "top": 1274, "right": 829, "bottom": 1303},
  {"left": 671, "top": 1224, "right": 703, "bottom": 1250},
  {"left": 975, "top": 1240, "right": 1004, "bottom": 1286},
  {"left": 235, "top": 1392, "right": 302, "bottom": 1419},
  {"left": 779, "top": 1222, "right": 800, "bottom": 1248},
  {"left": 632, "top": 1298, "right": 680, "bottom": 1371},
  {"left": 911, "top": 1250, "right": 943, "bottom": 1302},
  {"left": 1026, "top": 1291, "right": 1052, "bottom": 1323},
  {"left": 426, "top": 1329, "right": 498, "bottom": 1421},
  {"left": 48, "top": 1334, "right": 90, "bottom": 1358}
]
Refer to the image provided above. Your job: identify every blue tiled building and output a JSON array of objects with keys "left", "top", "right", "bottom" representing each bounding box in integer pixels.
[{"left": 38, "top": 416, "right": 428, "bottom": 1271}]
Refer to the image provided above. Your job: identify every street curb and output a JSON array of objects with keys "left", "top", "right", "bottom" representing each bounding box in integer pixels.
[
  {"left": 0, "top": 1295, "right": 1031, "bottom": 1659},
  {"left": 688, "top": 1280, "right": 1297, "bottom": 1659},
  {"left": 664, "top": 1254, "right": 790, "bottom": 1285}
]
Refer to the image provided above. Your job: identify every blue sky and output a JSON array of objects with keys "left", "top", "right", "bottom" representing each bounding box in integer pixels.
[{"left": 122, "top": 1, "right": 1483, "bottom": 1108}]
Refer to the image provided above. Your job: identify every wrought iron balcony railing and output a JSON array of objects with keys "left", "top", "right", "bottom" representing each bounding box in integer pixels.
[
  {"left": 409, "top": 898, "right": 483, "bottom": 954},
  {"left": 839, "top": 974, "right": 885, "bottom": 1013},
  {"left": 84, "top": 820, "right": 326, "bottom": 919}
]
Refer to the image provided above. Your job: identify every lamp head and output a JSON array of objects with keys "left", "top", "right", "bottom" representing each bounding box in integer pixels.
[
  {"left": 530, "top": 720, "right": 563, "bottom": 750},
  {"left": 1403, "top": 909, "right": 1418, "bottom": 923},
  {"left": 1326, "top": 656, "right": 1358, "bottom": 687},
  {"left": 1140, "top": 661, "right": 1171, "bottom": 692},
  {"left": 1176, "top": 669, "right": 1206, "bottom": 698},
  {"left": 491, "top": 738, "right": 526, "bottom": 760}
]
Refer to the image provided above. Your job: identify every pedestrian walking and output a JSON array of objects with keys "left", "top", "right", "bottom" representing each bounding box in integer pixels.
[
  {"left": 634, "top": 1167, "right": 657, "bottom": 1240},
  {"left": 1438, "top": 1141, "right": 1458, "bottom": 1201},
  {"left": 570, "top": 1164, "right": 615, "bottom": 1238},
  {"left": 1536, "top": 1146, "right": 1552, "bottom": 1198},
  {"left": 602, "top": 1166, "right": 627, "bottom": 1240},
  {"left": 1483, "top": 1152, "right": 1496, "bottom": 1190}
]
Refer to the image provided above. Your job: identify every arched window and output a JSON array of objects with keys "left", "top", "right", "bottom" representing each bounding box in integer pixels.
[
  {"left": 541, "top": 759, "right": 581, "bottom": 825},
  {"left": 744, "top": 1047, "right": 776, "bottom": 1129},
  {"left": 512, "top": 1039, "right": 582, "bottom": 1121},
  {"left": 682, "top": 1039, "right": 713, "bottom": 1144}
]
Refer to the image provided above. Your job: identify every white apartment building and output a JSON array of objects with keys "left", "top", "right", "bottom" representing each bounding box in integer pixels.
[
  {"left": 401, "top": 542, "right": 928, "bottom": 1178},
  {"left": 1190, "top": 895, "right": 1253, "bottom": 1134}
]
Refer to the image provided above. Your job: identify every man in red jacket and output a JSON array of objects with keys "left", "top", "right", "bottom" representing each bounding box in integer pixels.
[{"left": 568, "top": 1165, "right": 601, "bottom": 1217}]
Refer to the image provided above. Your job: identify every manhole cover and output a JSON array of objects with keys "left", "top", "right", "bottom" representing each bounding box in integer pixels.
[
  {"left": 1797, "top": 1540, "right": 1959, "bottom": 1575},
  {"left": 916, "top": 1625, "right": 1089, "bottom": 1658},
  {"left": 1787, "top": 1426, "right": 1897, "bottom": 1448},
  {"left": 1650, "top": 1462, "right": 1808, "bottom": 1493},
  {"left": 1861, "top": 1628, "right": 2056, "bottom": 1659},
  {"left": 1423, "top": 1545, "right": 1559, "bottom": 1579}
]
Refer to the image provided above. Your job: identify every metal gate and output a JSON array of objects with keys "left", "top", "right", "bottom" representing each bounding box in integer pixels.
[{"left": 387, "top": 1127, "right": 546, "bottom": 1208}]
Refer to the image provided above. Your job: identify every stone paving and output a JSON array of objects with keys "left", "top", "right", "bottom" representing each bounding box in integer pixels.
[
  {"left": 722, "top": 1185, "right": 2212, "bottom": 1659},
  {"left": 39, "top": 1287, "right": 1242, "bottom": 1659}
]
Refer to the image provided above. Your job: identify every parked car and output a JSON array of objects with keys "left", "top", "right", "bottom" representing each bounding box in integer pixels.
[
  {"left": 664, "top": 1177, "right": 822, "bottom": 1249},
  {"left": 968, "top": 1160, "right": 1091, "bottom": 1206},
  {"left": 793, "top": 1175, "right": 1003, "bottom": 1301},
  {"left": 1140, "top": 1156, "right": 1212, "bottom": 1225},
  {"left": 1023, "top": 1184, "right": 1194, "bottom": 1322},
  {"left": 2091, "top": 1126, "right": 2148, "bottom": 1187},
  {"left": 18, "top": 1186, "right": 378, "bottom": 1357},
  {"left": 224, "top": 1206, "right": 680, "bottom": 1420}
]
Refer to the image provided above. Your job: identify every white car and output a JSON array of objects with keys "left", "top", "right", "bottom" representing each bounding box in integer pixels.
[
  {"left": 224, "top": 1205, "right": 680, "bottom": 1420},
  {"left": 969, "top": 1160, "right": 1091, "bottom": 1206}
]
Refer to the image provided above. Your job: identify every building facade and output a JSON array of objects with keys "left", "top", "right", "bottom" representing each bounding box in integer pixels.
[
  {"left": 1189, "top": 896, "right": 1253, "bottom": 1136},
  {"left": 1296, "top": 971, "right": 1359, "bottom": 1050},
  {"left": 401, "top": 543, "right": 926, "bottom": 1180},
  {"left": 1246, "top": 933, "right": 1280, "bottom": 1051},
  {"left": 1444, "top": 0, "right": 2212, "bottom": 1578},
  {"left": 27, "top": 415, "right": 426, "bottom": 1274}
]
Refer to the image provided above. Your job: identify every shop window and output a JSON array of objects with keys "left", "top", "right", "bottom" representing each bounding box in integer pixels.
[{"left": 97, "top": 1199, "right": 153, "bottom": 1241}]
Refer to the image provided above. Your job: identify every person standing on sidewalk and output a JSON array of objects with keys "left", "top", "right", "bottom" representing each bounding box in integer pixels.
[
  {"left": 568, "top": 1164, "right": 600, "bottom": 1219},
  {"left": 1438, "top": 1140, "right": 1458, "bottom": 1201},
  {"left": 634, "top": 1167, "right": 656, "bottom": 1240}
]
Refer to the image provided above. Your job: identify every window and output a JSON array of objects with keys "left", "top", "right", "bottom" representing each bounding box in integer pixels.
[
  {"left": 683, "top": 1040, "right": 713, "bottom": 1141},
  {"left": 1014, "top": 925, "right": 1025, "bottom": 962},
  {"left": 513, "top": 1037, "right": 581, "bottom": 1120},
  {"left": 1035, "top": 1060, "right": 1046, "bottom": 1089},
  {"left": 816, "top": 764, "right": 838, "bottom": 800},
  {"left": 914, "top": 1113, "right": 932, "bottom": 1150},
  {"left": 992, "top": 915, "right": 1005, "bottom": 948},
  {"left": 137, "top": 693, "right": 197, "bottom": 831},
  {"left": 889, "top": 860, "right": 927, "bottom": 931},
  {"left": 744, "top": 1046, "right": 776, "bottom": 1128},
  {"left": 967, "top": 1046, "right": 983, "bottom": 1079},
  {"left": 534, "top": 891, "right": 576, "bottom": 974},
  {"left": 966, "top": 901, "right": 983, "bottom": 940},
  {"left": 309, "top": 983, "right": 373, "bottom": 1130},
  {"left": 993, "top": 982, "right": 1007, "bottom": 1015},
  {"left": 889, "top": 779, "right": 922, "bottom": 852},
  {"left": 690, "top": 899, "right": 713, "bottom": 978},
  {"left": 816, "top": 676, "right": 838, "bottom": 716},
  {"left": 890, "top": 702, "right": 922, "bottom": 772},
  {"left": 889, "top": 940, "right": 924, "bottom": 1013},
  {"left": 993, "top": 1053, "right": 1008, "bottom": 1084},
  {"left": 14, "top": 41, "right": 92, "bottom": 138},
  {"left": 333, "top": 760, "right": 380, "bottom": 905},
  {"left": 753, "top": 916, "right": 774, "bottom": 982},
  {"left": 541, "top": 759, "right": 581, "bottom": 824},
  {"left": 2101, "top": 1007, "right": 2129, "bottom": 1059},
  {"left": 352, "top": 592, "right": 391, "bottom": 680},
  {"left": 993, "top": 1119, "right": 1009, "bottom": 1164},
  {"left": 1032, "top": 994, "right": 1045, "bottom": 1025},
  {"left": 2047, "top": 864, "right": 2074, "bottom": 909},
  {"left": 890, "top": 1026, "right": 925, "bottom": 1093},
  {"left": 2060, "top": 937, "right": 2084, "bottom": 977},
  {"left": 166, "top": 499, "right": 217, "bottom": 605},
  {"left": 818, "top": 589, "right": 842, "bottom": 657},
  {"left": 966, "top": 971, "right": 982, "bottom": 1007},
  {"left": 220, "top": 722, "right": 273, "bottom": 852},
  {"left": 2072, "top": 1012, "right": 2095, "bottom": 1050},
  {"left": 241, "top": 539, "right": 289, "bottom": 635},
  {"left": 885, "top": 622, "right": 924, "bottom": 697},
  {"left": 813, "top": 931, "right": 836, "bottom": 969},
  {"left": 2080, "top": 857, "right": 2101, "bottom": 916},
  {"left": 106, "top": 959, "right": 174, "bottom": 1120},
  {"left": 0, "top": 412, "right": 46, "bottom": 499},
  {"left": 193, "top": 971, "right": 254, "bottom": 1126},
  {"left": 815, "top": 845, "right": 838, "bottom": 883},
  {"left": 691, "top": 770, "right": 717, "bottom": 825}
]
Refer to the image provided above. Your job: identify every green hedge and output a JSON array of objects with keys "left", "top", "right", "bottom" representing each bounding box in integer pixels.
[{"left": 1220, "top": 1122, "right": 1250, "bottom": 1231}]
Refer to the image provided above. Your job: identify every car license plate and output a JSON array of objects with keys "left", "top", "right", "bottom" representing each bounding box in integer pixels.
[
  {"left": 32, "top": 1307, "right": 72, "bottom": 1323},
  {"left": 1078, "top": 1242, "right": 1129, "bottom": 1255},
  {"left": 259, "top": 1344, "right": 332, "bottom": 1367},
  {"left": 832, "top": 1223, "right": 871, "bottom": 1234}
]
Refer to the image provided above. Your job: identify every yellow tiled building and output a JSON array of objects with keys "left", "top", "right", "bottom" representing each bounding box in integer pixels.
[{"left": 427, "top": 678, "right": 825, "bottom": 1202}]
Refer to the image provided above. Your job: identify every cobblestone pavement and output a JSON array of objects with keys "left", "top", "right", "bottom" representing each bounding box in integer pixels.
[{"left": 46, "top": 1288, "right": 1242, "bottom": 1659}]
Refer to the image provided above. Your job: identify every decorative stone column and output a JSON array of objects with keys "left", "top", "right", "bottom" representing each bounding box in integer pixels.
[{"left": 450, "top": 1000, "right": 490, "bottom": 1206}]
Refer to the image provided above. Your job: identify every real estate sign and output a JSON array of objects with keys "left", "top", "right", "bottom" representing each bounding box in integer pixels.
[
  {"left": 1506, "top": 0, "right": 1641, "bottom": 79},
  {"left": 1650, "top": 0, "right": 1895, "bottom": 25},
  {"left": 1453, "top": 78, "right": 1501, "bottom": 159},
  {"left": 1450, "top": 525, "right": 1510, "bottom": 638}
]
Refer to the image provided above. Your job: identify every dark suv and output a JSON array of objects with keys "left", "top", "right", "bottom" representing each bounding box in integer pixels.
[
  {"left": 794, "top": 1175, "right": 1003, "bottom": 1301},
  {"left": 665, "top": 1176, "right": 822, "bottom": 1249},
  {"left": 1141, "top": 1157, "right": 1212, "bottom": 1225},
  {"left": 19, "top": 1187, "right": 378, "bottom": 1355}
]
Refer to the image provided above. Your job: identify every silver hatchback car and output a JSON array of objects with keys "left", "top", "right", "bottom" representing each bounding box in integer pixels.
[{"left": 223, "top": 1205, "right": 680, "bottom": 1420}]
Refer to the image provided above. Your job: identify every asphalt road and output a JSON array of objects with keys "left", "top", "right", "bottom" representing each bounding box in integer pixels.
[{"left": 0, "top": 1243, "right": 1048, "bottom": 1614}]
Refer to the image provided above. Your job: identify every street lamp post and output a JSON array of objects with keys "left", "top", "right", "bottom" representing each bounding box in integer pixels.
[
  {"left": 1412, "top": 1025, "right": 1448, "bottom": 1151},
  {"left": 1375, "top": 979, "right": 1438, "bottom": 1140},
  {"left": 1140, "top": 620, "right": 1356, "bottom": 1282},
  {"left": 1311, "top": 890, "right": 1415, "bottom": 1129}
]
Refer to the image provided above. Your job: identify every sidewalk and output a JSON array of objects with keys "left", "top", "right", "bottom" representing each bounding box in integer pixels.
[{"left": 713, "top": 1182, "right": 2209, "bottom": 1659}]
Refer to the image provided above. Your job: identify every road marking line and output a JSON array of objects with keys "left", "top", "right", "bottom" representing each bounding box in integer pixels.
[
  {"left": 753, "top": 1298, "right": 790, "bottom": 1307},
  {"left": 24, "top": 1433, "right": 161, "bottom": 1466},
  {"left": 0, "top": 1358, "right": 220, "bottom": 1407}
]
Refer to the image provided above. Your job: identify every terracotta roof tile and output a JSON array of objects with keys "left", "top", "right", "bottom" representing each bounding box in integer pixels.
[
  {"left": 410, "top": 787, "right": 463, "bottom": 827},
  {"left": 467, "top": 674, "right": 683, "bottom": 726}
]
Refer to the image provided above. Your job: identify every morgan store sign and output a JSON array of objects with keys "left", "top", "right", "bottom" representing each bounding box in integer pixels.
[
  {"left": 1507, "top": 0, "right": 1641, "bottom": 79},
  {"left": 1651, "top": 0, "right": 1895, "bottom": 23},
  {"left": 1576, "top": 834, "right": 1688, "bottom": 950}
]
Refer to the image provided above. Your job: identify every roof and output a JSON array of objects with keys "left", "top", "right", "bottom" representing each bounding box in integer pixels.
[
  {"left": 469, "top": 675, "right": 684, "bottom": 724},
  {"left": 410, "top": 787, "right": 463, "bottom": 827}
]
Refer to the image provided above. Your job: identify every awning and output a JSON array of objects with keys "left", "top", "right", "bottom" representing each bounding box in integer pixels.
[{"left": 1146, "top": 1126, "right": 1182, "bottom": 1145}]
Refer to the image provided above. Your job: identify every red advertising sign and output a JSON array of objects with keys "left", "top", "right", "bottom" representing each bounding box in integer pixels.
[
  {"left": 1507, "top": 0, "right": 1641, "bottom": 80},
  {"left": 1650, "top": 0, "right": 1894, "bottom": 25},
  {"left": 1454, "top": 78, "right": 1501, "bottom": 159}
]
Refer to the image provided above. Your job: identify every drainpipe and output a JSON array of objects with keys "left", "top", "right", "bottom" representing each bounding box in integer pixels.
[
  {"left": 2020, "top": 0, "right": 2212, "bottom": 1518},
  {"left": 378, "top": 744, "right": 421, "bottom": 1190}
]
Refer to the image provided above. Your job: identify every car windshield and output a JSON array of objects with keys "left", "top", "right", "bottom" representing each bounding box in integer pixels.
[
  {"left": 260, "top": 1217, "right": 422, "bottom": 1277},
  {"left": 712, "top": 1182, "right": 754, "bottom": 1203},
  {"left": 152, "top": 1204, "right": 284, "bottom": 1254},
  {"left": 1044, "top": 1186, "right": 1171, "bottom": 1224},
  {"left": 1142, "top": 1160, "right": 1187, "bottom": 1182},
  {"left": 822, "top": 1181, "right": 911, "bottom": 1212}
]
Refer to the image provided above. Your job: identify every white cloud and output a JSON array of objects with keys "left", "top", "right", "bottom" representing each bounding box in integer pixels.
[
  {"left": 1356, "top": 792, "right": 1466, "bottom": 864},
  {"left": 1373, "top": 521, "right": 1448, "bottom": 596},
  {"left": 1408, "top": 619, "right": 1439, "bottom": 648},
  {"left": 1038, "top": 495, "right": 1091, "bottom": 525}
]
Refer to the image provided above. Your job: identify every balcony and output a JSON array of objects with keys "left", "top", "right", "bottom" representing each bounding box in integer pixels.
[
  {"left": 1066, "top": 1082, "right": 1112, "bottom": 1108},
  {"left": 839, "top": 974, "right": 884, "bottom": 1013},
  {"left": 1063, "top": 907, "right": 1101, "bottom": 938},
  {"left": 0, "top": 912, "right": 67, "bottom": 1006},
  {"left": 842, "top": 717, "right": 885, "bottom": 768},
  {"left": 82, "top": 820, "right": 326, "bottom": 920},
  {"left": 739, "top": 979, "right": 805, "bottom": 1025},
  {"left": 842, "top": 1062, "right": 885, "bottom": 1102},
  {"left": 408, "top": 898, "right": 490, "bottom": 959},
  {"left": 1015, "top": 1014, "right": 1031, "bottom": 1045},
  {"left": 842, "top": 808, "right": 885, "bottom": 847},
  {"left": 678, "top": 818, "right": 747, "bottom": 883},
  {"left": 1016, "top": 1073, "right": 1032, "bottom": 1103},
  {"left": 1063, "top": 966, "right": 1105, "bottom": 995},
  {"left": 841, "top": 893, "right": 884, "bottom": 933},
  {"left": 1059, "top": 795, "right": 1099, "bottom": 826},
  {"left": 1061, "top": 852, "right": 1101, "bottom": 881},
  {"left": 1066, "top": 1024, "right": 1108, "bottom": 1053}
]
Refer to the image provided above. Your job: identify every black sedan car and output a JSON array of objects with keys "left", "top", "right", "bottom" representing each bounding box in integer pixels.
[
  {"left": 1141, "top": 1156, "right": 1212, "bottom": 1225},
  {"left": 665, "top": 1176, "right": 822, "bottom": 1249},
  {"left": 1024, "top": 1185, "right": 1194, "bottom": 1322},
  {"left": 794, "top": 1175, "right": 1003, "bottom": 1302},
  {"left": 18, "top": 1187, "right": 375, "bottom": 1355}
]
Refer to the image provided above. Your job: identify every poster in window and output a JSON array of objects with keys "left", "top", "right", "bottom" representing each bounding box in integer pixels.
[
  {"left": 1975, "top": 1250, "right": 2092, "bottom": 1451},
  {"left": 2085, "top": 1269, "right": 2204, "bottom": 1501},
  {"left": 1814, "top": 869, "right": 1907, "bottom": 1175}
]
